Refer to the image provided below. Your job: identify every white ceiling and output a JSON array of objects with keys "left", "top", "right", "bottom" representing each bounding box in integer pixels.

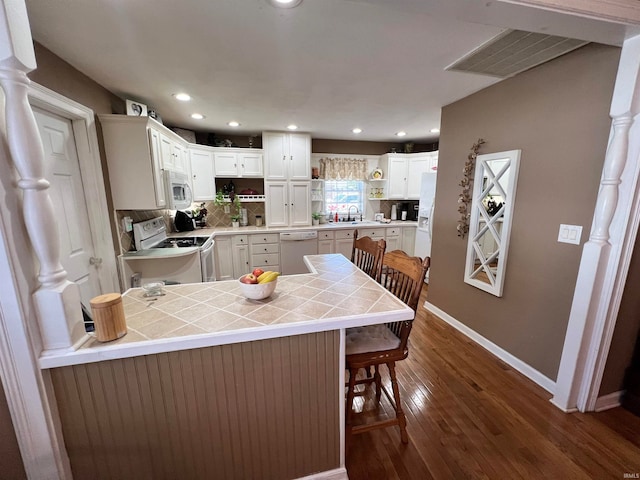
[{"left": 24, "top": 0, "right": 636, "bottom": 142}]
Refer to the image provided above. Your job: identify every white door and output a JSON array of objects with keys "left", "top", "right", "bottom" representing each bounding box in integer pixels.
[
  {"left": 288, "top": 133, "right": 311, "bottom": 180},
  {"left": 190, "top": 148, "right": 216, "bottom": 201},
  {"left": 265, "top": 182, "right": 289, "bottom": 226},
  {"left": 264, "top": 132, "right": 287, "bottom": 180},
  {"left": 387, "top": 156, "right": 408, "bottom": 199},
  {"left": 34, "top": 108, "right": 101, "bottom": 307}
]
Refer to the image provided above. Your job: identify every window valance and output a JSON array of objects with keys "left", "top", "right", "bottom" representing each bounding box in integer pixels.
[{"left": 319, "top": 157, "right": 368, "bottom": 181}]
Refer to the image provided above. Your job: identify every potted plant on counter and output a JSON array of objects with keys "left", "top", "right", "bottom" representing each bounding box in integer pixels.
[
  {"left": 214, "top": 190, "right": 243, "bottom": 227},
  {"left": 312, "top": 212, "right": 322, "bottom": 226}
]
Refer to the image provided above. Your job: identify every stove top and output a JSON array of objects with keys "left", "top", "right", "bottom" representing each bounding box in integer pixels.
[{"left": 153, "top": 237, "right": 209, "bottom": 248}]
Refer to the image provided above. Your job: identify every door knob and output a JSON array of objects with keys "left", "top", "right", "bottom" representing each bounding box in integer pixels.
[{"left": 89, "top": 257, "right": 103, "bottom": 266}]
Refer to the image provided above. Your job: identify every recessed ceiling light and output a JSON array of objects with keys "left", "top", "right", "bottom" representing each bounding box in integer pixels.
[
  {"left": 430, "top": 128, "right": 440, "bottom": 133},
  {"left": 352, "top": 128, "right": 362, "bottom": 134},
  {"left": 396, "top": 131, "right": 407, "bottom": 137},
  {"left": 174, "top": 93, "right": 191, "bottom": 102},
  {"left": 287, "top": 124, "right": 298, "bottom": 130},
  {"left": 228, "top": 121, "right": 240, "bottom": 127},
  {"left": 268, "top": 0, "right": 302, "bottom": 8},
  {"left": 191, "top": 113, "right": 205, "bottom": 120}
]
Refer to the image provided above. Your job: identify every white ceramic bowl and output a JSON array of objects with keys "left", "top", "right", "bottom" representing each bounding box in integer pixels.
[{"left": 238, "top": 278, "right": 277, "bottom": 300}]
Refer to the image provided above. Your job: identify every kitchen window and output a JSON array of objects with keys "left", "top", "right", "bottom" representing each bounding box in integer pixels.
[{"left": 324, "top": 180, "right": 365, "bottom": 215}]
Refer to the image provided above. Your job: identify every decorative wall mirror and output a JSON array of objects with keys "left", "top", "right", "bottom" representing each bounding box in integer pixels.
[{"left": 464, "top": 149, "right": 521, "bottom": 296}]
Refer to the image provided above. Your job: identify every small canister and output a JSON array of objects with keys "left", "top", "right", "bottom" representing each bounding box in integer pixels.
[
  {"left": 89, "top": 293, "right": 127, "bottom": 342},
  {"left": 255, "top": 215, "right": 263, "bottom": 227}
]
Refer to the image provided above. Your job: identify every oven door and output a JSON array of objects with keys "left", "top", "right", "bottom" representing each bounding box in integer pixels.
[{"left": 200, "top": 239, "right": 216, "bottom": 282}]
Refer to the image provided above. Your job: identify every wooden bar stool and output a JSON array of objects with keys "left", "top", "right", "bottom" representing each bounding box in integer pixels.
[{"left": 345, "top": 250, "right": 430, "bottom": 444}]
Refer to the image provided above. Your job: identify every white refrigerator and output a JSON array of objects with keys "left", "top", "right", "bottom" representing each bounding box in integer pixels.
[{"left": 414, "top": 172, "right": 437, "bottom": 279}]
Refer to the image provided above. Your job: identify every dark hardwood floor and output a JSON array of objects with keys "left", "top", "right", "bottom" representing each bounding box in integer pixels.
[{"left": 345, "top": 289, "right": 640, "bottom": 479}]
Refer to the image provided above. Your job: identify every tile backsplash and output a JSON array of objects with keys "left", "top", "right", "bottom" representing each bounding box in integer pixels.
[{"left": 116, "top": 202, "right": 266, "bottom": 253}]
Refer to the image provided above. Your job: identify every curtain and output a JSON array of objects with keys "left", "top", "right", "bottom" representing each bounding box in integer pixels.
[{"left": 319, "top": 157, "right": 368, "bottom": 180}]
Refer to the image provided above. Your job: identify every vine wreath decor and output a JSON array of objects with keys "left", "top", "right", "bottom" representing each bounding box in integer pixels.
[{"left": 457, "top": 138, "right": 485, "bottom": 238}]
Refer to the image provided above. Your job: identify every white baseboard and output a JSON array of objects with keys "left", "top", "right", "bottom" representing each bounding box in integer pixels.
[
  {"left": 424, "top": 301, "right": 556, "bottom": 394},
  {"left": 594, "top": 390, "right": 623, "bottom": 412},
  {"left": 296, "top": 467, "right": 349, "bottom": 480}
]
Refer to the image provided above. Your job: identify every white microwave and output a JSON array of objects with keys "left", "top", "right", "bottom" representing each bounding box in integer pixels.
[{"left": 164, "top": 170, "right": 193, "bottom": 210}]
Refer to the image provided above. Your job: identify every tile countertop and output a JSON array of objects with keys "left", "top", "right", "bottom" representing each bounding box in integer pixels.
[
  {"left": 39, "top": 254, "right": 414, "bottom": 369},
  {"left": 177, "top": 219, "right": 417, "bottom": 238}
]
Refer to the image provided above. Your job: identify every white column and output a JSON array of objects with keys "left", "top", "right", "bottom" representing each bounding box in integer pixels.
[{"left": 552, "top": 34, "right": 640, "bottom": 412}]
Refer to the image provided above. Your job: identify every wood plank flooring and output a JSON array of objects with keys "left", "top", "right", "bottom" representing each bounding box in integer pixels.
[{"left": 346, "top": 289, "right": 640, "bottom": 479}]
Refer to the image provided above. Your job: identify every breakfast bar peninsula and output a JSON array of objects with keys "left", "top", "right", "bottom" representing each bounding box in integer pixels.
[{"left": 40, "top": 254, "right": 414, "bottom": 480}]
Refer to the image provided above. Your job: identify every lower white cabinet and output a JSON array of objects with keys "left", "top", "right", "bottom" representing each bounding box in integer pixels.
[
  {"left": 265, "top": 182, "right": 311, "bottom": 227},
  {"left": 215, "top": 235, "right": 249, "bottom": 280},
  {"left": 402, "top": 227, "right": 416, "bottom": 256},
  {"left": 334, "top": 229, "right": 355, "bottom": 259},
  {"left": 385, "top": 227, "right": 401, "bottom": 251},
  {"left": 250, "top": 233, "right": 280, "bottom": 272},
  {"left": 318, "top": 230, "right": 334, "bottom": 254}
]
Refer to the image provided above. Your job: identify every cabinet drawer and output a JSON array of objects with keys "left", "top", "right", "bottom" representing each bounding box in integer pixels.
[
  {"left": 250, "top": 233, "right": 280, "bottom": 245},
  {"left": 334, "top": 229, "right": 355, "bottom": 240},
  {"left": 386, "top": 227, "right": 401, "bottom": 237},
  {"left": 358, "top": 228, "right": 384, "bottom": 240},
  {"left": 252, "top": 243, "right": 279, "bottom": 254},
  {"left": 251, "top": 253, "right": 280, "bottom": 266},
  {"left": 318, "top": 230, "right": 335, "bottom": 240},
  {"left": 231, "top": 235, "right": 248, "bottom": 246}
]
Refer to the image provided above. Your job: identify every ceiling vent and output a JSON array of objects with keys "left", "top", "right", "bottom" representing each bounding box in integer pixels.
[{"left": 446, "top": 29, "right": 589, "bottom": 78}]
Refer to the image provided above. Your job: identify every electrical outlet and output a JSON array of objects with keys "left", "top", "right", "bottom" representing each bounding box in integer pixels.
[{"left": 558, "top": 224, "right": 583, "bottom": 245}]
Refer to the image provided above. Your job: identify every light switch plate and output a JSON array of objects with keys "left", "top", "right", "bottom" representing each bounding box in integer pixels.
[{"left": 558, "top": 224, "right": 583, "bottom": 245}]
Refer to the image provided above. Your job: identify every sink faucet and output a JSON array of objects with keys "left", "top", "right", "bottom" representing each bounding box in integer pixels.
[{"left": 347, "top": 205, "right": 359, "bottom": 222}]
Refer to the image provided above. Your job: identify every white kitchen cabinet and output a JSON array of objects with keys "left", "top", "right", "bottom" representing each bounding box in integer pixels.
[
  {"left": 357, "top": 227, "right": 385, "bottom": 241},
  {"left": 334, "top": 229, "right": 355, "bottom": 259},
  {"left": 263, "top": 131, "right": 311, "bottom": 181},
  {"left": 214, "top": 236, "right": 234, "bottom": 280},
  {"left": 160, "top": 132, "right": 188, "bottom": 174},
  {"left": 213, "top": 149, "right": 263, "bottom": 177},
  {"left": 232, "top": 235, "right": 250, "bottom": 278},
  {"left": 265, "top": 182, "right": 311, "bottom": 227},
  {"left": 385, "top": 227, "right": 401, "bottom": 251},
  {"left": 250, "top": 233, "right": 280, "bottom": 272},
  {"left": 100, "top": 115, "right": 175, "bottom": 210},
  {"left": 384, "top": 152, "right": 438, "bottom": 199},
  {"left": 317, "top": 230, "right": 335, "bottom": 254},
  {"left": 401, "top": 227, "right": 416, "bottom": 256},
  {"left": 190, "top": 147, "right": 216, "bottom": 201}
]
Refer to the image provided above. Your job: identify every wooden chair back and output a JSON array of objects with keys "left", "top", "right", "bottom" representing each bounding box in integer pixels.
[
  {"left": 380, "top": 250, "right": 431, "bottom": 351},
  {"left": 351, "top": 229, "right": 386, "bottom": 281}
]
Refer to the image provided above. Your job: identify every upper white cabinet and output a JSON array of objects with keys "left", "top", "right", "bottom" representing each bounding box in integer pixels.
[
  {"left": 265, "top": 182, "right": 311, "bottom": 227},
  {"left": 213, "top": 149, "right": 263, "bottom": 177},
  {"left": 190, "top": 147, "right": 216, "bottom": 201},
  {"left": 100, "top": 115, "right": 183, "bottom": 210},
  {"left": 263, "top": 131, "right": 311, "bottom": 181},
  {"left": 384, "top": 152, "right": 438, "bottom": 199}
]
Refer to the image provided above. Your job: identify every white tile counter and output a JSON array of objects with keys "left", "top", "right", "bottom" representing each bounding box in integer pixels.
[{"left": 39, "top": 254, "right": 413, "bottom": 368}]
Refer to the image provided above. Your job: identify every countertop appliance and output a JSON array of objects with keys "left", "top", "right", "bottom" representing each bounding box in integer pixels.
[
  {"left": 279, "top": 231, "right": 318, "bottom": 275},
  {"left": 130, "top": 217, "right": 215, "bottom": 284},
  {"left": 174, "top": 210, "right": 195, "bottom": 232},
  {"left": 414, "top": 172, "right": 437, "bottom": 281}
]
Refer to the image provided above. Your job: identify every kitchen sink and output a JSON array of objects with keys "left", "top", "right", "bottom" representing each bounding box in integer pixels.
[{"left": 326, "top": 220, "right": 380, "bottom": 227}]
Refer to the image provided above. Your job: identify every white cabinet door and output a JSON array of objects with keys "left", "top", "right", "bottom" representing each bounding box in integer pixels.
[
  {"left": 265, "top": 182, "right": 289, "bottom": 227},
  {"left": 264, "top": 132, "right": 288, "bottom": 180},
  {"left": 289, "top": 182, "right": 311, "bottom": 227},
  {"left": 335, "top": 238, "right": 353, "bottom": 259},
  {"left": 407, "top": 156, "right": 431, "bottom": 199},
  {"left": 387, "top": 156, "right": 408, "bottom": 199},
  {"left": 190, "top": 148, "right": 216, "bottom": 201},
  {"left": 215, "top": 236, "right": 234, "bottom": 280},
  {"left": 289, "top": 133, "right": 311, "bottom": 180},
  {"left": 173, "top": 142, "right": 188, "bottom": 174},
  {"left": 233, "top": 244, "right": 250, "bottom": 278},
  {"left": 401, "top": 227, "right": 416, "bottom": 256},
  {"left": 159, "top": 133, "right": 175, "bottom": 171},
  {"left": 239, "top": 152, "right": 263, "bottom": 177},
  {"left": 214, "top": 152, "right": 239, "bottom": 176},
  {"left": 318, "top": 239, "right": 334, "bottom": 254},
  {"left": 148, "top": 128, "right": 167, "bottom": 208},
  {"left": 264, "top": 132, "right": 310, "bottom": 180}
]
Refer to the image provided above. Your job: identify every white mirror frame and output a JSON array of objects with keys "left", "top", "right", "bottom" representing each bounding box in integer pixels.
[{"left": 464, "top": 149, "right": 521, "bottom": 296}]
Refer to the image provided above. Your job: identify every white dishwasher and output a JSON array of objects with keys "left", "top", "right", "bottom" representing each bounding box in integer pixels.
[{"left": 279, "top": 231, "right": 318, "bottom": 275}]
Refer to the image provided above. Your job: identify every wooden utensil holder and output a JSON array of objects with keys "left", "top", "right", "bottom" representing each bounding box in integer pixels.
[{"left": 90, "top": 293, "right": 127, "bottom": 342}]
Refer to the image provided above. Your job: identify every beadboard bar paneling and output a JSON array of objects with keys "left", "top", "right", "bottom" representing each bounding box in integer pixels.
[{"left": 51, "top": 331, "right": 340, "bottom": 480}]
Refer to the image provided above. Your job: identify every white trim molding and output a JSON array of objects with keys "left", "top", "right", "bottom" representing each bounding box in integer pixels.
[
  {"left": 594, "top": 390, "right": 623, "bottom": 412},
  {"left": 498, "top": 0, "right": 640, "bottom": 25},
  {"left": 424, "top": 302, "right": 557, "bottom": 395},
  {"left": 553, "top": 34, "right": 640, "bottom": 413},
  {"left": 296, "top": 467, "right": 349, "bottom": 480}
]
